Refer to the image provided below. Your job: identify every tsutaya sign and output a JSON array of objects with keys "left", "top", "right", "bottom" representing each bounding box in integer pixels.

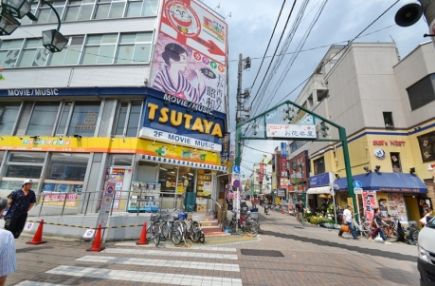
[
  {"left": 266, "top": 124, "right": 317, "bottom": 139},
  {"left": 141, "top": 96, "right": 225, "bottom": 151}
]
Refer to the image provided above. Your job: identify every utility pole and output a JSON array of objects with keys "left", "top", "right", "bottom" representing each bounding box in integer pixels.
[{"left": 236, "top": 54, "right": 251, "bottom": 124}]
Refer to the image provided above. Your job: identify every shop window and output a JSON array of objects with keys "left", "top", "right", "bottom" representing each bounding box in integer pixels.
[
  {"left": 417, "top": 130, "right": 435, "bottom": 163},
  {"left": 407, "top": 73, "right": 435, "bottom": 111},
  {"left": 55, "top": 102, "right": 73, "bottom": 136},
  {"left": 18, "top": 38, "right": 50, "bottom": 67},
  {"left": 81, "top": 34, "right": 118, "bottom": 65},
  {"left": 5, "top": 152, "right": 45, "bottom": 179},
  {"left": 0, "top": 103, "right": 20, "bottom": 135},
  {"left": 158, "top": 166, "right": 177, "bottom": 197},
  {"left": 177, "top": 167, "right": 195, "bottom": 194},
  {"left": 37, "top": 0, "right": 66, "bottom": 24},
  {"left": 0, "top": 39, "right": 24, "bottom": 68},
  {"left": 67, "top": 102, "right": 100, "bottom": 137},
  {"left": 47, "top": 153, "right": 89, "bottom": 181},
  {"left": 390, "top": 152, "right": 402, "bottom": 173},
  {"left": 94, "top": 0, "right": 126, "bottom": 19},
  {"left": 196, "top": 170, "right": 212, "bottom": 198},
  {"left": 383, "top": 112, "right": 394, "bottom": 129},
  {"left": 313, "top": 157, "right": 325, "bottom": 175},
  {"left": 115, "top": 32, "right": 153, "bottom": 64},
  {"left": 50, "top": 36, "right": 84, "bottom": 66},
  {"left": 65, "top": 0, "right": 95, "bottom": 22},
  {"left": 27, "top": 103, "right": 60, "bottom": 136},
  {"left": 113, "top": 101, "right": 142, "bottom": 136},
  {"left": 109, "top": 154, "right": 133, "bottom": 166}
]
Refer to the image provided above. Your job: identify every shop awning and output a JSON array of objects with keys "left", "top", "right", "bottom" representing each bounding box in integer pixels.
[
  {"left": 306, "top": 186, "right": 334, "bottom": 195},
  {"left": 335, "top": 172, "right": 427, "bottom": 193}
]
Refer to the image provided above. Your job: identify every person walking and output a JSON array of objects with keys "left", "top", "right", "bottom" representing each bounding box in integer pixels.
[
  {"left": 338, "top": 205, "right": 357, "bottom": 239},
  {"left": 295, "top": 199, "right": 305, "bottom": 225},
  {"left": 0, "top": 197, "right": 16, "bottom": 286},
  {"left": 371, "top": 208, "right": 387, "bottom": 241},
  {"left": 4, "top": 179, "right": 36, "bottom": 239}
]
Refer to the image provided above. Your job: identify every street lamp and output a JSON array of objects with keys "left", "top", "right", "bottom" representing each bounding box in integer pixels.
[
  {"left": 1, "top": 0, "right": 38, "bottom": 20},
  {"left": 0, "top": 11, "right": 20, "bottom": 35},
  {"left": 40, "top": 1, "right": 68, "bottom": 52}
]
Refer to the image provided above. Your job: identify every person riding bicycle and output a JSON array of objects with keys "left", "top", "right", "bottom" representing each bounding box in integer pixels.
[{"left": 371, "top": 208, "right": 387, "bottom": 241}]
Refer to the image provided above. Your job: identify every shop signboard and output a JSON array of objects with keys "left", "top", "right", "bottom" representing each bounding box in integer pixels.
[
  {"left": 418, "top": 130, "right": 435, "bottom": 163},
  {"left": 141, "top": 96, "right": 225, "bottom": 150},
  {"left": 309, "top": 172, "right": 333, "bottom": 188},
  {"left": 362, "top": 191, "right": 377, "bottom": 223},
  {"left": 266, "top": 124, "right": 317, "bottom": 139},
  {"left": 41, "top": 192, "right": 78, "bottom": 207},
  {"left": 96, "top": 178, "right": 116, "bottom": 228},
  {"left": 150, "top": 0, "right": 228, "bottom": 113},
  {"left": 289, "top": 150, "right": 309, "bottom": 185}
]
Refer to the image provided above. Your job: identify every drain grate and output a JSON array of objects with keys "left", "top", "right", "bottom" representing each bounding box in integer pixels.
[{"left": 240, "top": 249, "right": 284, "bottom": 257}]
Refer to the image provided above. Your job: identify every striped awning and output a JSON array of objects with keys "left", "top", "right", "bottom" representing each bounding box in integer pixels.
[{"left": 140, "top": 154, "right": 227, "bottom": 172}]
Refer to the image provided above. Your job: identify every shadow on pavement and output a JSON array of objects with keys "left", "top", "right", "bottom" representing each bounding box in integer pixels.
[
  {"left": 261, "top": 229, "right": 417, "bottom": 262},
  {"left": 16, "top": 246, "right": 53, "bottom": 253}
]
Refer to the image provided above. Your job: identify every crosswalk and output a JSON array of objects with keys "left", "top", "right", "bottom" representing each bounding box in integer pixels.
[{"left": 14, "top": 243, "right": 243, "bottom": 286}]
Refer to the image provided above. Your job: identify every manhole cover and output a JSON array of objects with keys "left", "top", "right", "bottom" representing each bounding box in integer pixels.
[{"left": 240, "top": 249, "right": 284, "bottom": 257}]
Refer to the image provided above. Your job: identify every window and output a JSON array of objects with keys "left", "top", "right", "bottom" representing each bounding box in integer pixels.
[
  {"left": 37, "top": 1, "right": 66, "bottom": 24},
  {"left": 196, "top": 169, "right": 212, "bottom": 198},
  {"left": 50, "top": 36, "right": 84, "bottom": 66},
  {"left": 317, "top": 89, "right": 328, "bottom": 102},
  {"left": 407, "top": 73, "right": 435, "bottom": 111},
  {"left": 159, "top": 166, "right": 177, "bottom": 197},
  {"left": 308, "top": 94, "right": 314, "bottom": 107},
  {"left": 82, "top": 34, "right": 117, "bottom": 64},
  {"left": 18, "top": 39, "right": 50, "bottom": 67},
  {"left": 113, "top": 101, "right": 142, "bottom": 136},
  {"left": 390, "top": 152, "right": 402, "bottom": 173},
  {"left": 27, "top": 103, "right": 59, "bottom": 136},
  {"left": 55, "top": 102, "right": 73, "bottom": 135},
  {"left": 95, "top": 0, "right": 126, "bottom": 19},
  {"left": 5, "top": 152, "right": 45, "bottom": 179},
  {"left": 116, "top": 32, "right": 152, "bottom": 63},
  {"left": 67, "top": 102, "right": 100, "bottom": 136},
  {"left": 0, "top": 103, "right": 20, "bottom": 135},
  {"left": 383, "top": 112, "right": 394, "bottom": 129},
  {"left": 0, "top": 39, "right": 23, "bottom": 68},
  {"left": 47, "top": 153, "right": 89, "bottom": 181},
  {"left": 313, "top": 157, "right": 325, "bottom": 175},
  {"left": 65, "top": 0, "right": 95, "bottom": 22},
  {"left": 109, "top": 154, "right": 133, "bottom": 166},
  {"left": 126, "top": 0, "right": 159, "bottom": 17}
]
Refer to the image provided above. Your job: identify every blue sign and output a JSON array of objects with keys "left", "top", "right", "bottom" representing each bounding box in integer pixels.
[
  {"left": 281, "top": 142, "right": 288, "bottom": 158},
  {"left": 232, "top": 165, "right": 240, "bottom": 174},
  {"left": 353, "top": 180, "right": 362, "bottom": 189},
  {"left": 309, "top": 172, "right": 332, "bottom": 187},
  {"left": 143, "top": 96, "right": 225, "bottom": 145}
]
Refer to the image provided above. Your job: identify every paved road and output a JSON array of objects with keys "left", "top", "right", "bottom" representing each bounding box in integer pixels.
[{"left": 6, "top": 210, "right": 419, "bottom": 286}]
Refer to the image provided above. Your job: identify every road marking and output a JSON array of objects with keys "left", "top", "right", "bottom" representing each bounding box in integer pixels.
[
  {"left": 103, "top": 247, "right": 238, "bottom": 260},
  {"left": 47, "top": 265, "right": 243, "bottom": 286},
  {"left": 114, "top": 241, "right": 237, "bottom": 252},
  {"left": 14, "top": 282, "right": 67, "bottom": 286},
  {"left": 77, "top": 255, "right": 240, "bottom": 272}
]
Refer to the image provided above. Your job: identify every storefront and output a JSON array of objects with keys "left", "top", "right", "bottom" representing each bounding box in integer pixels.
[
  {"left": 288, "top": 150, "right": 309, "bottom": 211},
  {"left": 335, "top": 172, "right": 428, "bottom": 223}
]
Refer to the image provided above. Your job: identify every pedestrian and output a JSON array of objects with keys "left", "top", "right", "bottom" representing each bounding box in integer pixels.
[
  {"left": 371, "top": 208, "right": 387, "bottom": 241},
  {"left": 4, "top": 179, "right": 37, "bottom": 239},
  {"left": 295, "top": 199, "right": 304, "bottom": 225},
  {"left": 338, "top": 205, "right": 357, "bottom": 239},
  {"left": 0, "top": 197, "right": 16, "bottom": 286}
]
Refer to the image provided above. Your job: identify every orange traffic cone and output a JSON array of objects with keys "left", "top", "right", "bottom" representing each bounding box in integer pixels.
[
  {"left": 27, "top": 219, "right": 46, "bottom": 245},
  {"left": 87, "top": 224, "right": 105, "bottom": 252},
  {"left": 136, "top": 222, "right": 148, "bottom": 245}
]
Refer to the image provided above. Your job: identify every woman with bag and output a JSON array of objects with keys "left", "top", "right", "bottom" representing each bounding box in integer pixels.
[{"left": 338, "top": 205, "right": 357, "bottom": 239}]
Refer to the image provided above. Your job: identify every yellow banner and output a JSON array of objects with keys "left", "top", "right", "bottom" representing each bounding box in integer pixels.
[{"left": 0, "top": 136, "right": 222, "bottom": 165}]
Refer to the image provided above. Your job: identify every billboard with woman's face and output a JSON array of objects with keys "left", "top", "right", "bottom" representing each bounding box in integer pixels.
[{"left": 150, "top": 0, "right": 227, "bottom": 114}]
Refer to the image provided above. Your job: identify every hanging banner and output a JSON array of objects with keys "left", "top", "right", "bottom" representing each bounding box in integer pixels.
[
  {"left": 362, "top": 191, "right": 377, "bottom": 223},
  {"left": 266, "top": 124, "right": 317, "bottom": 139},
  {"left": 150, "top": 0, "right": 228, "bottom": 113}
]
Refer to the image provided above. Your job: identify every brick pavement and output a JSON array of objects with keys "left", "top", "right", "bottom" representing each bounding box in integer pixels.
[{"left": 6, "top": 209, "right": 420, "bottom": 286}]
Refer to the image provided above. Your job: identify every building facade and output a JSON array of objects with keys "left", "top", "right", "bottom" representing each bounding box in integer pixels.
[
  {"left": 0, "top": 0, "right": 228, "bottom": 215},
  {"left": 286, "top": 42, "right": 435, "bottom": 222}
]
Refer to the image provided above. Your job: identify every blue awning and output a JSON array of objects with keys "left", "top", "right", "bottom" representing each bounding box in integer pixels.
[{"left": 335, "top": 172, "right": 427, "bottom": 194}]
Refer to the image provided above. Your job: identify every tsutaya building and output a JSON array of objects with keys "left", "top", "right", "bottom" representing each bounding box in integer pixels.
[{"left": 0, "top": 0, "right": 229, "bottom": 214}]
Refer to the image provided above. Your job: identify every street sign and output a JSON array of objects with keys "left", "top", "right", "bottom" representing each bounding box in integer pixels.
[
  {"left": 232, "top": 165, "right": 240, "bottom": 174},
  {"left": 266, "top": 124, "right": 317, "bottom": 139},
  {"left": 353, "top": 180, "right": 362, "bottom": 189}
]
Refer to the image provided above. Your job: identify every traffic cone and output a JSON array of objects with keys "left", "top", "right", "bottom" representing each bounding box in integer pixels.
[
  {"left": 136, "top": 222, "right": 148, "bottom": 245},
  {"left": 27, "top": 219, "right": 46, "bottom": 245},
  {"left": 87, "top": 224, "right": 105, "bottom": 252}
]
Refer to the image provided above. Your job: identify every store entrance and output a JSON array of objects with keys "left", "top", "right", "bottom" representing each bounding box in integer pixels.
[{"left": 404, "top": 196, "right": 420, "bottom": 222}]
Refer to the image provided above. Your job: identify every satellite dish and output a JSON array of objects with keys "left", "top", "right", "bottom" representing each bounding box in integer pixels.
[{"left": 395, "top": 3, "right": 423, "bottom": 27}]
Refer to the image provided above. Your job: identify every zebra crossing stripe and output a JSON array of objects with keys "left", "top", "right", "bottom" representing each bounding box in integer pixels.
[
  {"left": 77, "top": 255, "right": 240, "bottom": 272},
  {"left": 114, "top": 241, "right": 237, "bottom": 252},
  {"left": 46, "top": 265, "right": 243, "bottom": 286},
  {"left": 103, "top": 247, "right": 239, "bottom": 260},
  {"left": 14, "top": 282, "right": 67, "bottom": 286}
]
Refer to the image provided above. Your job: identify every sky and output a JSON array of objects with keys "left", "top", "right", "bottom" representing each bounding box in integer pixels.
[{"left": 202, "top": 0, "right": 431, "bottom": 177}]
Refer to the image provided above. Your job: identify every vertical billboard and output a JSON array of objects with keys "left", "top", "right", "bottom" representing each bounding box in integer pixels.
[{"left": 151, "top": 0, "right": 228, "bottom": 113}]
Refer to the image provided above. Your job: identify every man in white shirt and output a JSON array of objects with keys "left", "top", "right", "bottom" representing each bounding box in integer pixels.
[
  {"left": 0, "top": 197, "right": 16, "bottom": 286},
  {"left": 338, "top": 205, "right": 357, "bottom": 239}
]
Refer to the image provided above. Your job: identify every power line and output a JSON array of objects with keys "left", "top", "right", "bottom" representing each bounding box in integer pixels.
[
  {"left": 249, "top": 0, "right": 287, "bottom": 92},
  {"left": 248, "top": 0, "right": 298, "bottom": 111}
]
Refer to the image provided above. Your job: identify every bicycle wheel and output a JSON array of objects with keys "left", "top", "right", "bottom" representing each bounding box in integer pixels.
[
  {"left": 171, "top": 226, "right": 183, "bottom": 245},
  {"left": 151, "top": 223, "right": 160, "bottom": 247},
  {"left": 161, "top": 222, "right": 171, "bottom": 240}
]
